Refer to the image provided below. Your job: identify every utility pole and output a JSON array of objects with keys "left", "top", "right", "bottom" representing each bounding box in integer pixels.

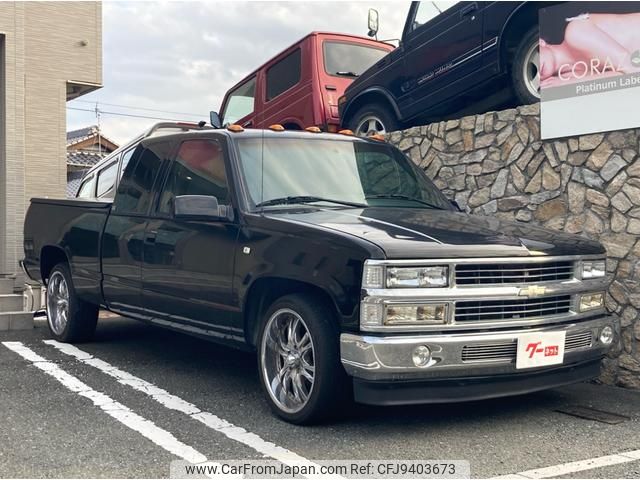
[{"left": 95, "top": 102, "right": 102, "bottom": 156}]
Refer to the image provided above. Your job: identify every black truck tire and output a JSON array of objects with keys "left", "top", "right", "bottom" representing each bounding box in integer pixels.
[
  {"left": 511, "top": 26, "right": 541, "bottom": 105},
  {"left": 46, "top": 263, "right": 99, "bottom": 343},
  {"left": 257, "top": 293, "right": 350, "bottom": 424},
  {"left": 348, "top": 103, "right": 400, "bottom": 136}
]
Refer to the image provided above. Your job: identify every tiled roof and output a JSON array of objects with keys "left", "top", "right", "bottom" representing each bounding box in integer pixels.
[
  {"left": 66, "top": 170, "right": 86, "bottom": 198},
  {"left": 67, "top": 125, "right": 119, "bottom": 150},
  {"left": 67, "top": 125, "right": 99, "bottom": 146},
  {"left": 67, "top": 150, "right": 104, "bottom": 168}
]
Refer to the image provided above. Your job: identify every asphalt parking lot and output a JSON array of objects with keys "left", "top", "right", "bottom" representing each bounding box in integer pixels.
[{"left": 2, "top": 314, "right": 640, "bottom": 479}]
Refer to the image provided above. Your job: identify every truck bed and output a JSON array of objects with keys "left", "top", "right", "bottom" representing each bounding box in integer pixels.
[{"left": 23, "top": 197, "right": 113, "bottom": 305}]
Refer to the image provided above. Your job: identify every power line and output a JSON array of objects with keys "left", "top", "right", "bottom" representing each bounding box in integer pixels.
[
  {"left": 71, "top": 99, "right": 208, "bottom": 118},
  {"left": 67, "top": 106, "right": 203, "bottom": 123}
]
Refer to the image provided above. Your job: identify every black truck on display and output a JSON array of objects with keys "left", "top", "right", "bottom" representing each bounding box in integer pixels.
[
  {"left": 23, "top": 122, "right": 617, "bottom": 424},
  {"left": 339, "top": 1, "right": 548, "bottom": 136}
]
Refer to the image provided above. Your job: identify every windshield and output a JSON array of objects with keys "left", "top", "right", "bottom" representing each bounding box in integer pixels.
[
  {"left": 236, "top": 137, "right": 453, "bottom": 211},
  {"left": 221, "top": 77, "right": 256, "bottom": 125},
  {"left": 323, "top": 41, "right": 390, "bottom": 77}
]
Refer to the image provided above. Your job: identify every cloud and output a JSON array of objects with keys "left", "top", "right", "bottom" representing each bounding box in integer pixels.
[{"left": 67, "top": 1, "right": 413, "bottom": 145}]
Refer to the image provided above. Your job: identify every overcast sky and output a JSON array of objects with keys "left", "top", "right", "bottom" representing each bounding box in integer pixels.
[{"left": 66, "top": 1, "right": 440, "bottom": 145}]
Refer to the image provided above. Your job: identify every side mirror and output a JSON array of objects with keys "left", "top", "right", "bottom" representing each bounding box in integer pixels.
[
  {"left": 367, "top": 8, "right": 379, "bottom": 38},
  {"left": 210, "top": 111, "right": 222, "bottom": 129},
  {"left": 174, "top": 195, "right": 231, "bottom": 221}
]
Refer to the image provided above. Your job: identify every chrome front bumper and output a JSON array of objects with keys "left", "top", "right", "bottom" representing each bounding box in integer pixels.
[{"left": 340, "top": 314, "right": 618, "bottom": 381}]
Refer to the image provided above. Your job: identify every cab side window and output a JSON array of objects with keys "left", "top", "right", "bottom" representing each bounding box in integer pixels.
[
  {"left": 96, "top": 161, "right": 119, "bottom": 199},
  {"left": 411, "top": 1, "right": 459, "bottom": 31},
  {"left": 77, "top": 175, "right": 97, "bottom": 198},
  {"left": 113, "top": 142, "right": 171, "bottom": 215},
  {"left": 158, "top": 139, "right": 229, "bottom": 216},
  {"left": 119, "top": 148, "right": 136, "bottom": 180},
  {"left": 266, "top": 48, "right": 301, "bottom": 101}
]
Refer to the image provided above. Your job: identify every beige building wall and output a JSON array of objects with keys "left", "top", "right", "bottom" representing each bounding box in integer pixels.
[{"left": 0, "top": 2, "right": 102, "bottom": 278}]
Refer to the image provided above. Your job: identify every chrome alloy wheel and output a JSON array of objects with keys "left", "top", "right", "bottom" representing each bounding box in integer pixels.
[
  {"left": 355, "top": 115, "right": 386, "bottom": 137},
  {"left": 261, "top": 308, "right": 315, "bottom": 414},
  {"left": 47, "top": 271, "right": 69, "bottom": 336},
  {"left": 523, "top": 41, "right": 540, "bottom": 99}
]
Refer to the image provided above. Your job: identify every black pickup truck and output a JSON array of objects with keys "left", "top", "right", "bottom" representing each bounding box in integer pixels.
[{"left": 23, "top": 122, "right": 618, "bottom": 424}]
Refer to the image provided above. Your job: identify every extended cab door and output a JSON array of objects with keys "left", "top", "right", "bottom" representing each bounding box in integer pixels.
[
  {"left": 102, "top": 141, "right": 171, "bottom": 317},
  {"left": 399, "top": 1, "right": 484, "bottom": 120},
  {"left": 141, "top": 137, "right": 240, "bottom": 338}
]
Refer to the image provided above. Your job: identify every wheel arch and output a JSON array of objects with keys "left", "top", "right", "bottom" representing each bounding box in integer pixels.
[
  {"left": 40, "top": 245, "right": 69, "bottom": 283},
  {"left": 498, "top": 3, "right": 541, "bottom": 73},
  {"left": 243, "top": 276, "right": 341, "bottom": 348},
  {"left": 341, "top": 88, "right": 401, "bottom": 128}
]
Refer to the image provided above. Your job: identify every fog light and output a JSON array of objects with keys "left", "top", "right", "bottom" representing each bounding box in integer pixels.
[
  {"left": 600, "top": 325, "right": 614, "bottom": 345},
  {"left": 385, "top": 304, "right": 447, "bottom": 325},
  {"left": 579, "top": 293, "right": 604, "bottom": 312},
  {"left": 412, "top": 345, "right": 432, "bottom": 367}
]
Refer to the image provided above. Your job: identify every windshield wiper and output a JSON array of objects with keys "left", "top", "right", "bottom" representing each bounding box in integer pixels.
[
  {"left": 365, "top": 194, "right": 446, "bottom": 210},
  {"left": 256, "top": 196, "right": 367, "bottom": 209},
  {"left": 334, "top": 71, "right": 359, "bottom": 77}
]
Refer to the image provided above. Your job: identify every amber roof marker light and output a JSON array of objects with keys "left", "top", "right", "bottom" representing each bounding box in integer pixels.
[
  {"left": 268, "top": 124, "right": 285, "bottom": 131},
  {"left": 227, "top": 124, "right": 244, "bottom": 132},
  {"left": 305, "top": 126, "right": 322, "bottom": 133},
  {"left": 338, "top": 129, "right": 354, "bottom": 136},
  {"left": 368, "top": 133, "right": 386, "bottom": 142}
]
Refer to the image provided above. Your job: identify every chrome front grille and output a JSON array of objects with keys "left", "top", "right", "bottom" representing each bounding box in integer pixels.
[
  {"left": 455, "top": 295, "right": 572, "bottom": 323},
  {"left": 455, "top": 261, "right": 574, "bottom": 285},
  {"left": 461, "top": 330, "right": 593, "bottom": 363}
]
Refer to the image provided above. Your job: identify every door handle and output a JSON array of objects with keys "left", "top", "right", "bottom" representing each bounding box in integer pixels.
[
  {"left": 144, "top": 231, "right": 157, "bottom": 244},
  {"left": 460, "top": 3, "right": 477, "bottom": 18}
]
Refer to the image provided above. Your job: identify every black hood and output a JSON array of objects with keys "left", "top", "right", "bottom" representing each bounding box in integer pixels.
[{"left": 266, "top": 207, "right": 604, "bottom": 259}]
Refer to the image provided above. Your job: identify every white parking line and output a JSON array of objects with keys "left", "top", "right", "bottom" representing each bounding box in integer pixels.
[
  {"left": 493, "top": 449, "right": 640, "bottom": 479},
  {"left": 1, "top": 341, "right": 211, "bottom": 466},
  {"left": 44, "top": 340, "right": 341, "bottom": 479}
]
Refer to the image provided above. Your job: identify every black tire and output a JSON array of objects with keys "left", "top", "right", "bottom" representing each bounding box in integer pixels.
[
  {"left": 256, "top": 293, "right": 350, "bottom": 425},
  {"left": 46, "top": 263, "right": 98, "bottom": 343},
  {"left": 347, "top": 103, "right": 400, "bottom": 137},
  {"left": 511, "top": 26, "right": 540, "bottom": 105}
]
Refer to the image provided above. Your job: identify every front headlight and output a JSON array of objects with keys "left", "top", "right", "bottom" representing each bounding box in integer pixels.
[
  {"left": 359, "top": 301, "right": 449, "bottom": 328},
  {"left": 385, "top": 304, "right": 447, "bottom": 325},
  {"left": 387, "top": 266, "right": 448, "bottom": 288},
  {"left": 581, "top": 259, "right": 606, "bottom": 279},
  {"left": 362, "top": 262, "right": 449, "bottom": 289},
  {"left": 579, "top": 292, "right": 605, "bottom": 312}
]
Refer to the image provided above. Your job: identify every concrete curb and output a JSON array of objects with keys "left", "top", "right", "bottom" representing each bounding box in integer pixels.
[{"left": 0, "top": 312, "right": 34, "bottom": 331}]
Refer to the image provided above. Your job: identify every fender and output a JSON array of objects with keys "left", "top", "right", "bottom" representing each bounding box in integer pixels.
[
  {"left": 495, "top": 1, "right": 537, "bottom": 72},
  {"left": 342, "top": 87, "right": 403, "bottom": 124}
]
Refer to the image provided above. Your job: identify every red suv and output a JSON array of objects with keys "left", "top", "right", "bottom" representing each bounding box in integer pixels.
[{"left": 217, "top": 32, "right": 394, "bottom": 132}]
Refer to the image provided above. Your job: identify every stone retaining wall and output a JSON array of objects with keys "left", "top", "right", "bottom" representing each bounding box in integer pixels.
[{"left": 387, "top": 103, "right": 640, "bottom": 388}]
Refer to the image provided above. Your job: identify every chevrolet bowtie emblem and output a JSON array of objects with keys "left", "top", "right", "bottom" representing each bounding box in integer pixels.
[{"left": 519, "top": 285, "right": 547, "bottom": 297}]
